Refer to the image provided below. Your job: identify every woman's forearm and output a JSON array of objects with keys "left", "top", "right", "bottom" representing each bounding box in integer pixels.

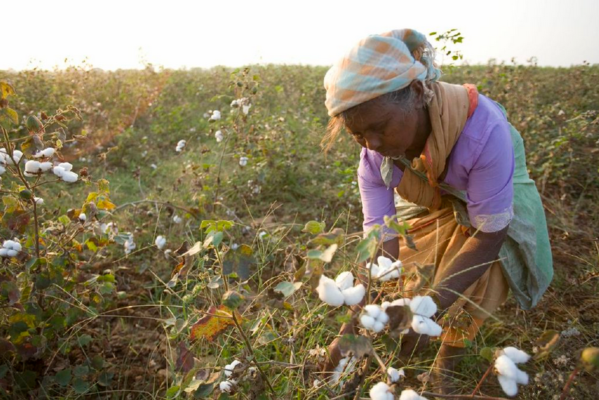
[{"left": 432, "top": 225, "right": 509, "bottom": 311}]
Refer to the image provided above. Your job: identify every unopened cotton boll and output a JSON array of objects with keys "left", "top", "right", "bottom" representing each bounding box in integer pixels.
[
  {"left": 502, "top": 347, "right": 531, "bottom": 364},
  {"left": 410, "top": 296, "right": 437, "bottom": 318},
  {"left": 399, "top": 389, "right": 429, "bottom": 400},
  {"left": 215, "top": 130, "right": 224, "bottom": 142},
  {"left": 239, "top": 156, "right": 248, "bottom": 167},
  {"left": 369, "top": 382, "right": 393, "bottom": 400},
  {"left": 387, "top": 367, "right": 405, "bottom": 383},
  {"left": 316, "top": 275, "right": 345, "bottom": 307},
  {"left": 155, "top": 235, "right": 166, "bottom": 249}
]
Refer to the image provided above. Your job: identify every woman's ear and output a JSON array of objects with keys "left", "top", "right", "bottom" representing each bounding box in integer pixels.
[{"left": 409, "top": 80, "right": 426, "bottom": 108}]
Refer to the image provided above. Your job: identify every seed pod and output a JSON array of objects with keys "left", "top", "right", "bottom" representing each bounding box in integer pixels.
[
  {"left": 26, "top": 115, "right": 44, "bottom": 134},
  {"left": 19, "top": 189, "right": 33, "bottom": 200},
  {"left": 581, "top": 347, "right": 599, "bottom": 372}
]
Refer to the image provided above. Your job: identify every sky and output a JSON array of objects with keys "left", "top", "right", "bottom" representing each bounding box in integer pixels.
[{"left": 2, "top": 0, "right": 598, "bottom": 71}]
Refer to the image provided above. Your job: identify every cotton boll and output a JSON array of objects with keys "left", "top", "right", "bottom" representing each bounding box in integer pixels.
[
  {"left": 78, "top": 213, "right": 87, "bottom": 222},
  {"left": 172, "top": 215, "right": 183, "bottom": 224},
  {"left": 373, "top": 320, "right": 385, "bottom": 333},
  {"left": 39, "top": 162, "right": 53, "bottom": 172},
  {"left": 58, "top": 162, "right": 73, "bottom": 171},
  {"left": 341, "top": 284, "right": 365, "bottom": 306},
  {"left": 410, "top": 296, "right": 437, "bottom": 318},
  {"left": 219, "top": 381, "right": 233, "bottom": 392},
  {"left": 215, "top": 130, "right": 224, "bottom": 142},
  {"left": 224, "top": 360, "right": 242, "bottom": 377},
  {"left": 8, "top": 241, "right": 21, "bottom": 252},
  {"left": 335, "top": 271, "right": 354, "bottom": 291},
  {"left": 364, "top": 305, "right": 381, "bottom": 319},
  {"left": 366, "top": 262, "right": 380, "bottom": 278},
  {"left": 34, "top": 197, "right": 44, "bottom": 205},
  {"left": 4, "top": 150, "right": 23, "bottom": 164},
  {"left": 391, "top": 298, "right": 411, "bottom": 307},
  {"left": 369, "top": 382, "right": 393, "bottom": 400},
  {"left": 155, "top": 235, "right": 166, "bottom": 249},
  {"left": 210, "top": 110, "right": 221, "bottom": 121},
  {"left": 377, "top": 256, "right": 393, "bottom": 271},
  {"left": 399, "top": 389, "right": 428, "bottom": 400},
  {"left": 6, "top": 249, "right": 18, "bottom": 258},
  {"left": 495, "top": 355, "right": 520, "bottom": 381},
  {"left": 422, "top": 317, "right": 442, "bottom": 336},
  {"left": 360, "top": 314, "right": 375, "bottom": 330},
  {"left": 239, "top": 156, "right": 248, "bottom": 167},
  {"left": 53, "top": 166, "right": 65, "bottom": 177},
  {"left": 61, "top": 171, "right": 79, "bottom": 183},
  {"left": 316, "top": 275, "right": 345, "bottom": 307},
  {"left": 242, "top": 104, "right": 251, "bottom": 115},
  {"left": 497, "top": 375, "right": 518, "bottom": 397},
  {"left": 377, "top": 311, "right": 389, "bottom": 325},
  {"left": 25, "top": 160, "right": 41, "bottom": 173},
  {"left": 411, "top": 315, "right": 431, "bottom": 335},
  {"left": 42, "top": 147, "right": 55, "bottom": 157},
  {"left": 387, "top": 367, "right": 405, "bottom": 383},
  {"left": 0, "top": 249, "right": 8, "bottom": 257},
  {"left": 515, "top": 369, "right": 529, "bottom": 385},
  {"left": 502, "top": 347, "right": 531, "bottom": 364}
]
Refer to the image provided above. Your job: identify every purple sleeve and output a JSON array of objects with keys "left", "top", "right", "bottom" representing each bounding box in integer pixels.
[
  {"left": 466, "top": 120, "right": 515, "bottom": 233},
  {"left": 358, "top": 148, "right": 403, "bottom": 239}
]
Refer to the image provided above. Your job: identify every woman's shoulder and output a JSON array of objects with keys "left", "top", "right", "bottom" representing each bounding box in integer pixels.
[{"left": 460, "top": 93, "right": 509, "bottom": 143}]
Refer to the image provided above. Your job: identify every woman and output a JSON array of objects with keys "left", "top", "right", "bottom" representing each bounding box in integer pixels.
[{"left": 322, "top": 29, "right": 553, "bottom": 393}]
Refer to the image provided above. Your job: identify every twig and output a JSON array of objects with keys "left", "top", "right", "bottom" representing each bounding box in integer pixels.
[
  {"left": 420, "top": 392, "right": 508, "bottom": 400},
  {"left": 559, "top": 367, "right": 580, "bottom": 400},
  {"left": 230, "top": 312, "right": 276, "bottom": 397},
  {"left": 471, "top": 362, "right": 494, "bottom": 397}
]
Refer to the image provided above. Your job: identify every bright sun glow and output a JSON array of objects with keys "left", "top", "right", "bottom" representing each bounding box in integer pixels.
[{"left": 3, "top": 0, "right": 598, "bottom": 71}]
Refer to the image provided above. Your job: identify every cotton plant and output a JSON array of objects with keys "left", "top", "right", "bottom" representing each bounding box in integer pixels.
[
  {"left": 155, "top": 235, "right": 166, "bottom": 250},
  {"left": 360, "top": 304, "right": 389, "bottom": 333},
  {"left": 175, "top": 140, "right": 186, "bottom": 152},
  {"left": 0, "top": 240, "right": 21, "bottom": 258},
  {"left": 369, "top": 382, "right": 394, "bottom": 400},
  {"left": 367, "top": 256, "right": 402, "bottom": 281},
  {"left": 399, "top": 389, "right": 429, "bottom": 400},
  {"left": 53, "top": 162, "right": 79, "bottom": 183},
  {"left": 209, "top": 110, "right": 221, "bottom": 121},
  {"left": 316, "top": 271, "right": 366, "bottom": 307},
  {"left": 494, "top": 347, "right": 530, "bottom": 397},
  {"left": 124, "top": 234, "right": 136, "bottom": 255},
  {"left": 331, "top": 356, "right": 358, "bottom": 384}
]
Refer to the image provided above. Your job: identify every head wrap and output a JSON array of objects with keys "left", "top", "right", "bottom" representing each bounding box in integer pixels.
[{"left": 324, "top": 29, "right": 441, "bottom": 117}]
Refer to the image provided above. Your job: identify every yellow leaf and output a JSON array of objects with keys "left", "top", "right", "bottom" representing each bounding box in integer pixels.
[
  {"left": 96, "top": 199, "right": 116, "bottom": 211},
  {"left": 190, "top": 305, "right": 238, "bottom": 342},
  {"left": 0, "top": 81, "right": 15, "bottom": 100}
]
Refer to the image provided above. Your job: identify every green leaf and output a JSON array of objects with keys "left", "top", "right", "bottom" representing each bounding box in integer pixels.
[
  {"left": 307, "top": 244, "right": 338, "bottom": 263},
  {"left": 480, "top": 347, "right": 494, "bottom": 363},
  {"left": 203, "top": 231, "right": 223, "bottom": 249},
  {"left": 58, "top": 215, "right": 70, "bottom": 226},
  {"left": 54, "top": 368, "right": 71, "bottom": 387},
  {"left": 308, "top": 227, "right": 345, "bottom": 246},
  {"left": 72, "top": 377, "right": 89, "bottom": 394},
  {"left": 222, "top": 244, "right": 255, "bottom": 280},
  {"left": 77, "top": 334, "right": 92, "bottom": 347},
  {"left": 0, "top": 108, "right": 18, "bottom": 128},
  {"left": 222, "top": 291, "right": 244, "bottom": 310},
  {"left": 302, "top": 221, "right": 325, "bottom": 235},
  {"left": 167, "top": 385, "right": 181, "bottom": 399},
  {"left": 273, "top": 281, "right": 302, "bottom": 298},
  {"left": 73, "top": 365, "right": 89, "bottom": 377},
  {"left": 194, "top": 383, "right": 215, "bottom": 398},
  {"left": 97, "top": 371, "right": 114, "bottom": 387}
]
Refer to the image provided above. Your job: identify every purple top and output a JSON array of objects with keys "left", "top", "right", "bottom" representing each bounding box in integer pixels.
[{"left": 358, "top": 94, "right": 515, "bottom": 236}]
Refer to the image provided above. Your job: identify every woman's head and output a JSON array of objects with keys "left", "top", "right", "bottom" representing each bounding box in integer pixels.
[{"left": 322, "top": 29, "right": 439, "bottom": 152}]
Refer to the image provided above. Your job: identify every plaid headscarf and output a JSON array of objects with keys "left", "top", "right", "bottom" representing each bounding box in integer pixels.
[{"left": 324, "top": 29, "right": 441, "bottom": 117}]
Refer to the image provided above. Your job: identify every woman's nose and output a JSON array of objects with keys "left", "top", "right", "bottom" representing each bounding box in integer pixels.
[{"left": 364, "top": 133, "right": 381, "bottom": 151}]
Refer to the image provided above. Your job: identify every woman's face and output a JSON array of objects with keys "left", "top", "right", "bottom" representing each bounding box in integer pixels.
[{"left": 343, "top": 83, "right": 431, "bottom": 160}]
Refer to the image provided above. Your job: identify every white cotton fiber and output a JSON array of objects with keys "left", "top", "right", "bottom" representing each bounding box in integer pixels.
[
  {"left": 377, "top": 311, "right": 389, "bottom": 325},
  {"left": 381, "top": 301, "right": 391, "bottom": 311},
  {"left": 387, "top": 366, "right": 404, "bottom": 383},
  {"left": 399, "top": 389, "right": 428, "bottom": 400},
  {"left": 497, "top": 375, "right": 518, "bottom": 397},
  {"left": 391, "top": 298, "right": 411, "bottom": 307},
  {"left": 410, "top": 296, "right": 437, "bottom": 318},
  {"left": 516, "top": 369, "right": 529, "bottom": 385},
  {"left": 411, "top": 315, "right": 442, "bottom": 336},
  {"left": 341, "top": 284, "right": 365, "bottom": 306},
  {"left": 360, "top": 315, "right": 375, "bottom": 330},
  {"left": 369, "top": 382, "right": 393, "bottom": 400},
  {"left": 316, "top": 275, "right": 344, "bottom": 307},
  {"left": 61, "top": 171, "right": 78, "bottom": 183},
  {"left": 58, "top": 162, "right": 73, "bottom": 171},
  {"left": 373, "top": 321, "right": 385, "bottom": 333},
  {"left": 39, "top": 161, "right": 53, "bottom": 172},
  {"left": 366, "top": 262, "right": 380, "bottom": 278},
  {"left": 495, "top": 355, "right": 520, "bottom": 380},
  {"left": 335, "top": 271, "right": 354, "bottom": 291},
  {"left": 502, "top": 347, "right": 531, "bottom": 364},
  {"left": 364, "top": 305, "right": 381, "bottom": 319}
]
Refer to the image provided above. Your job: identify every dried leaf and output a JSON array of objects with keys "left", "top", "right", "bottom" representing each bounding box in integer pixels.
[
  {"left": 386, "top": 305, "right": 413, "bottom": 336},
  {"left": 190, "top": 305, "right": 237, "bottom": 342},
  {"left": 338, "top": 334, "right": 372, "bottom": 358},
  {"left": 176, "top": 341, "right": 194, "bottom": 373}
]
